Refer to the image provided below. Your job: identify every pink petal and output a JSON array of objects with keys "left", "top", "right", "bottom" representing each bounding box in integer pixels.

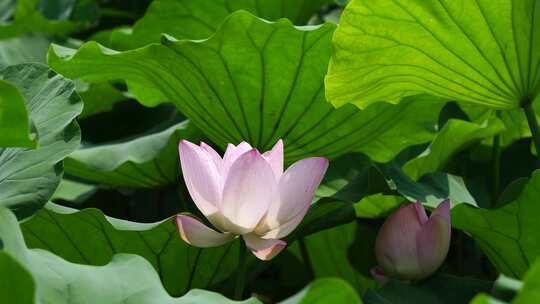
[
  {"left": 220, "top": 150, "right": 277, "bottom": 234},
  {"left": 261, "top": 157, "right": 328, "bottom": 233},
  {"left": 243, "top": 234, "right": 287, "bottom": 261},
  {"left": 178, "top": 140, "right": 222, "bottom": 217},
  {"left": 262, "top": 139, "right": 284, "bottom": 179},
  {"left": 415, "top": 207, "right": 451, "bottom": 279},
  {"left": 200, "top": 142, "right": 223, "bottom": 172},
  {"left": 175, "top": 215, "right": 234, "bottom": 248},
  {"left": 370, "top": 266, "right": 390, "bottom": 286},
  {"left": 375, "top": 203, "right": 423, "bottom": 279},
  {"left": 258, "top": 203, "right": 309, "bottom": 239},
  {"left": 414, "top": 201, "right": 428, "bottom": 224},
  {"left": 223, "top": 142, "right": 252, "bottom": 172},
  {"left": 430, "top": 199, "right": 451, "bottom": 224}
]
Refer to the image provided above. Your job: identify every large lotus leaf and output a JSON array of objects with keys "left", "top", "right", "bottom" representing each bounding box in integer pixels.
[
  {"left": 49, "top": 11, "right": 445, "bottom": 163},
  {"left": 109, "top": 0, "right": 335, "bottom": 50},
  {"left": 0, "top": 63, "right": 82, "bottom": 218},
  {"left": 0, "top": 78, "right": 36, "bottom": 147},
  {"left": 64, "top": 120, "right": 203, "bottom": 188},
  {"left": 453, "top": 170, "right": 540, "bottom": 278},
  {"left": 326, "top": 0, "right": 540, "bottom": 110},
  {"left": 21, "top": 202, "right": 368, "bottom": 299},
  {"left": 21, "top": 203, "right": 240, "bottom": 296},
  {"left": 0, "top": 207, "right": 260, "bottom": 304}
]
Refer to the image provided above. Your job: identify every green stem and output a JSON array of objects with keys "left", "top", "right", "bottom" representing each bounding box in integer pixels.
[
  {"left": 298, "top": 237, "right": 314, "bottom": 279},
  {"left": 491, "top": 132, "right": 501, "bottom": 202},
  {"left": 234, "top": 241, "right": 247, "bottom": 300},
  {"left": 523, "top": 102, "right": 540, "bottom": 167}
]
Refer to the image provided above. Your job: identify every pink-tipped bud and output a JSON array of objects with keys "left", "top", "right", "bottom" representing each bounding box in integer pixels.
[{"left": 374, "top": 200, "right": 451, "bottom": 281}]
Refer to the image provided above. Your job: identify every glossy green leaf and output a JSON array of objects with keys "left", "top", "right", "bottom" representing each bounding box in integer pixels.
[
  {"left": 0, "top": 78, "right": 36, "bottom": 147},
  {"left": 281, "top": 278, "right": 363, "bottom": 304},
  {"left": 49, "top": 11, "right": 445, "bottom": 162},
  {"left": 51, "top": 179, "right": 97, "bottom": 203},
  {"left": 0, "top": 206, "right": 259, "bottom": 303},
  {"left": 0, "top": 35, "right": 49, "bottom": 68},
  {"left": 363, "top": 273, "right": 492, "bottom": 304},
  {"left": 326, "top": 0, "right": 540, "bottom": 110},
  {"left": 512, "top": 259, "right": 540, "bottom": 303},
  {"left": 0, "top": 63, "right": 82, "bottom": 218},
  {"left": 109, "top": 0, "right": 335, "bottom": 50},
  {"left": 403, "top": 119, "right": 504, "bottom": 180},
  {"left": 0, "top": 252, "right": 35, "bottom": 304},
  {"left": 453, "top": 170, "right": 540, "bottom": 278},
  {"left": 21, "top": 203, "right": 240, "bottom": 296},
  {"left": 64, "top": 120, "right": 203, "bottom": 188}
]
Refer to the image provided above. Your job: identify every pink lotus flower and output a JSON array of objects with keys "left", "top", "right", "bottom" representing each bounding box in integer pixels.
[
  {"left": 175, "top": 140, "right": 328, "bottom": 261},
  {"left": 372, "top": 200, "right": 451, "bottom": 282}
]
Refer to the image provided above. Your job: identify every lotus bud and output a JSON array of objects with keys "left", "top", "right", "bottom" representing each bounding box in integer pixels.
[
  {"left": 175, "top": 139, "right": 328, "bottom": 261},
  {"left": 372, "top": 200, "right": 451, "bottom": 282}
]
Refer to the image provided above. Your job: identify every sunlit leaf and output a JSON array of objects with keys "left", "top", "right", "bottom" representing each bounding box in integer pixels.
[
  {"left": 49, "top": 11, "right": 445, "bottom": 163},
  {"left": 326, "top": 0, "right": 540, "bottom": 110},
  {"left": 109, "top": 0, "right": 335, "bottom": 50}
]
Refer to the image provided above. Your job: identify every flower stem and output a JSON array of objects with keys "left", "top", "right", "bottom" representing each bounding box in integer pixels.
[
  {"left": 523, "top": 101, "right": 540, "bottom": 167},
  {"left": 235, "top": 241, "right": 247, "bottom": 300},
  {"left": 491, "top": 125, "right": 501, "bottom": 202}
]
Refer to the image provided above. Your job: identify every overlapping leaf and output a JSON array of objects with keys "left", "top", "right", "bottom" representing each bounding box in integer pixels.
[
  {"left": 49, "top": 11, "right": 445, "bottom": 163},
  {"left": 0, "top": 0, "right": 87, "bottom": 39},
  {"left": 0, "top": 207, "right": 260, "bottom": 304},
  {"left": 0, "top": 63, "right": 82, "bottom": 218},
  {"left": 109, "top": 0, "right": 336, "bottom": 50},
  {"left": 0, "top": 78, "right": 35, "bottom": 147},
  {"left": 21, "top": 203, "right": 240, "bottom": 296},
  {"left": 0, "top": 35, "right": 49, "bottom": 68},
  {"left": 403, "top": 118, "right": 504, "bottom": 180},
  {"left": 453, "top": 170, "right": 540, "bottom": 278},
  {"left": 326, "top": 0, "right": 540, "bottom": 109},
  {"left": 64, "top": 120, "right": 203, "bottom": 188}
]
